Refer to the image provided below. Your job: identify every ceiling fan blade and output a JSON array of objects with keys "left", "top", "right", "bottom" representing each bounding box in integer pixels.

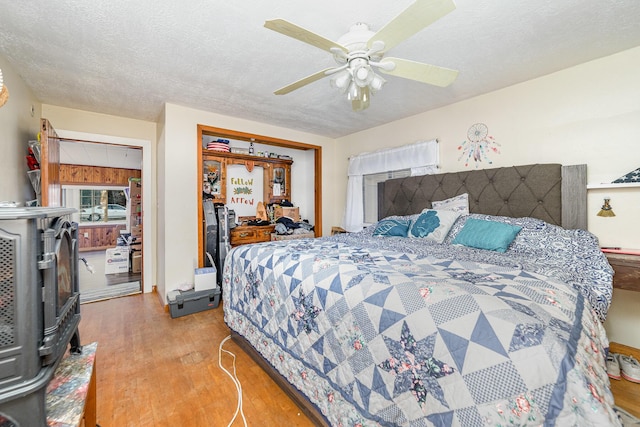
[
  {"left": 367, "top": 0, "right": 456, "bottom": 54},
  {"left": 378, "top": 57, "right": 458, "bottom": 87},
  {"left": 265, "top": 19, "right": 348, "bottom": 54},
  {"left": 274, "top": 68, "right": 337, "bottom": 95}
]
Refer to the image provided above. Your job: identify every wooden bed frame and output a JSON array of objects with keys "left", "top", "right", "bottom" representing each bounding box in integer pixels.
[{"left": 230, "top": 163, "right": 588, "bottom": 426}]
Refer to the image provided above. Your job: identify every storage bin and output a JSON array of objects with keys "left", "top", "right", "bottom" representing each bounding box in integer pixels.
[
  {"left": 131, "top": 251, "right": 142, "bottom": 273},
  {"left": 104, "top": 247, "right": 129, "bottom": 274},
  {"left": 194, "top": 266, "right": 217, "bottom": 291},
  {"left": 166, "top": 288, "right": 221, "bottom": 318}
]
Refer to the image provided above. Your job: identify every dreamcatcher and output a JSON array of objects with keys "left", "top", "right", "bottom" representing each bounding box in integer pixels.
[{"left": 458, "top": 123, "right": 500, "bottom": 168}]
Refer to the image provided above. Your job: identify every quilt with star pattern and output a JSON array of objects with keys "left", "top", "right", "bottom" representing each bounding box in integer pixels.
[{"left": 223, "top": 215, "right": 619, "bottom": 426}]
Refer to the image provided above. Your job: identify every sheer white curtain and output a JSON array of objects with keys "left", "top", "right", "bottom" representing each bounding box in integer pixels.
[{"left": 343, "top": 139, "right": 439, "bottom": 232}]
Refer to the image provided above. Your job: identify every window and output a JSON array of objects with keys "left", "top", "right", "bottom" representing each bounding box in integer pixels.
[
  {"left": 344, "top": 140, "right": 439, "bottom": 232},
  {"left": 62, "top": 186, "right": 128, "bottom": 224},
  {"left": 363, "top": 169, "right": 411, "bottom": 225}
]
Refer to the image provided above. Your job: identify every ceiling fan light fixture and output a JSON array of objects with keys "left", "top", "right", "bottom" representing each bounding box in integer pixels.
[
  {"left": 347, "top": 81, "right": 360, "bottom": 101},
  {"left": 265, "top": 0, "right": 458, "bottom": 112},
  {"left": 361, "top": 86, "right": 370, "bottom": 103},
  {"left": 356, "top": 66, "right": 369, "bottom": 81},
  {"left": 330, "top": 70, "right": 351, "bottom": 90},
  {"left": 354, "top": 65, "right": 374, "bottom": 87},
  {"left": 337, "top": 22, "right": 375, "bottom": 52},
  {"left": 370, "top": 74, "right": 386, "bottom": 91}
]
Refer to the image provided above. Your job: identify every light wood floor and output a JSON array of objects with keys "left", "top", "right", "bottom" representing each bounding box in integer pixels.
[
  {"left": 79, "top": 293, "right": 639, "bottom": 426},
  {"left": 609, "top": 342, "right": 640, "bottom": 418},
  {"left": 79, "top": 292, "right": 314, "bottom": 427}
]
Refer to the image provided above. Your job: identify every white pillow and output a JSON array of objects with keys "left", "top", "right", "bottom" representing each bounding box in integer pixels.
[
  {"left": 431, "top": 193, "right": 469, "bottom": 215},
  {"left": 408, "top": 209, "right": 461, "bottom": 243}
]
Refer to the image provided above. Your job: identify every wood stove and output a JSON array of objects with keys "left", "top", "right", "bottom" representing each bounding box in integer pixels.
[{"left": 0, "top": 207, "right": 81, "bottom": 426}]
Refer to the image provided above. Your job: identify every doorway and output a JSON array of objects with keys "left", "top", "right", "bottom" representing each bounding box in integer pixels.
[
  {"left": 63, "top": 183, "right": 142, "bottom": 303},
  {"left": 56, "top": 129, "right": 153, "bottom": 296}
]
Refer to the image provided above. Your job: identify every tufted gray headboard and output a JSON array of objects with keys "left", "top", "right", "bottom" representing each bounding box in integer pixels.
[{"left": 378, "top": 163, "right": 587, "bottom": 229}]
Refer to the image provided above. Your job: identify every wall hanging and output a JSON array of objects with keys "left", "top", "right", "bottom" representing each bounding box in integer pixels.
[
  {"left": 0, "top": 68, "right": 9, "bottom": 108},
  {"left": 458, "top": 123, "right": 500, "bottom": 168},
  {"left": 613, "top": 167, "right": 640, "bottom": 183},
  {"left": 226, "top": 163, "right": 264, "bottom": 218},
  {"left": 597, "top": 198, "right": 615, "bottom": 217}
]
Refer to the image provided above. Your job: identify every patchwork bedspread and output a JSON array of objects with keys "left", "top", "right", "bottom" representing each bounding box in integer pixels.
[{"left": 223, "top": 225, "right": 619, "bottom": 426}]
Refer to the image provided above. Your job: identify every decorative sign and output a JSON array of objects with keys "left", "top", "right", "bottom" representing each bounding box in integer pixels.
[
  {"left": 226, "top": 164, "right": 263, "bottom": 217},
  {"left": 458, "top": 123, "right": 501, "bottom": 168}
]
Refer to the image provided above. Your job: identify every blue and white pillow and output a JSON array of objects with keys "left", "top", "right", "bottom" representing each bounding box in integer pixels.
[
  {"left": 408, "top": 209, "right": 461, "bottom": 243},
  {"left": 431, "top": 193, "right": 469, "bottom": 215},
  {"left": 373, "top": 217, "right": 411, "bottom": 237}
]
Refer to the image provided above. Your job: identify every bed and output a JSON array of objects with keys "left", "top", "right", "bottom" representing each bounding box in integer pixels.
[{"left": 223, "top": 163, "right": 619, "bottom": 426}]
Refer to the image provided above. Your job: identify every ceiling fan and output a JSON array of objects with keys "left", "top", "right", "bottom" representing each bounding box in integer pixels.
[{"left": 264, "top": 0, "right": 459, "bottom": 112}]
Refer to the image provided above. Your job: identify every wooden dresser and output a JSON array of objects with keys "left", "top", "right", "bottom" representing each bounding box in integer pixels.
[
  {"left": 605, "top": 252, "right": 640, "bottom": 292},
  {"left": 230, "top": 224, "right": 275, "bottom": 247}
]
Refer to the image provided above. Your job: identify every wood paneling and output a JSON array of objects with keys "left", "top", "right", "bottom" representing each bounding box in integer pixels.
[
  {"left": 40, "top": 118, "right": 62, "bottom": 206},
  {"left": 78, "top": 224, "right": 126, "bottom": 251},
  {"left": 61, "top": 164, "right": 94, "bottom": 183},
  {"left": 60, "top": 164, "right": 140, "bottom": 186}
]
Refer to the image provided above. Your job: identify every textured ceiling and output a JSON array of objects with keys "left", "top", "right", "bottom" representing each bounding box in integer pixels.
[{"left": 1, "top": 0, "right": 640, "bottom": 139}]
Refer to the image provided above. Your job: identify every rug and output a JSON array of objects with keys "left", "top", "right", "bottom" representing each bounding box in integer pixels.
[
  {"left": 615, "top": 406, "right": 640, "bottom": 426},
  {"left": 80, "top": 281, "right": 141, "bottom": 304}
]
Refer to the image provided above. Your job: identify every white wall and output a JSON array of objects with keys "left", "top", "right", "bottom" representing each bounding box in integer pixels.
[
  {"left": 335, "top": 46, "right": 640, "bottom": 348},
  {"left": 158, "top": 103, "right": 336, "bottom": 301},
  {"left": 156, "top": 108, "right": 167, "bottom": 302},
  {"left": 0, "top": 56, "right": 42, "bottom": 203}
]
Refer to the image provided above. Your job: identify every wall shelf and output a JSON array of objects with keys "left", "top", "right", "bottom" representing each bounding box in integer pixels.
[{"left": 587, "top": 182, "right": 640, "bottom": 189}]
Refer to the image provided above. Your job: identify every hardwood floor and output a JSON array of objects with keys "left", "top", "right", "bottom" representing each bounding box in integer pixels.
[
  {"left": 609, "top": 342, "right": 640, "bottom": 418},
  {"left": 79, "top": 293, "right": 640, "bottom": 426},
  {"left": 79, "top": 292, "right": 314, "bottom": 427}
]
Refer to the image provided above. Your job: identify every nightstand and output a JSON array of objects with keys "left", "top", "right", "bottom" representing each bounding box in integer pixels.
[
  {"left": 331, "top": 226, "right": 347, "bottom": 235},
  {"left": 605, "top": 252, "right": 640, "bottom": 292}
]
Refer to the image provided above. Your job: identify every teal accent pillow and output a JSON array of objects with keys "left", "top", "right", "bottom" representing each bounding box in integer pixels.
[
  {"left": 452, "top": 218, "right": 522, "bottom": 252},
  {"left": 373, "top": 218, "right": 410, "bottom": 237},
  {"left": 407, "top": 209, "right": 461, "bottom": 243}
]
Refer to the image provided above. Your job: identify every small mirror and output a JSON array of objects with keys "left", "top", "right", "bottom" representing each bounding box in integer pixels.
[{"left": 273, "top": 167, "right": 285, "bottom": 196}]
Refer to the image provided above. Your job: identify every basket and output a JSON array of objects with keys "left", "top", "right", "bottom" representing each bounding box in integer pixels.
[{"left": 0, "top": 85, "right": 9, "bottom": 108}]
